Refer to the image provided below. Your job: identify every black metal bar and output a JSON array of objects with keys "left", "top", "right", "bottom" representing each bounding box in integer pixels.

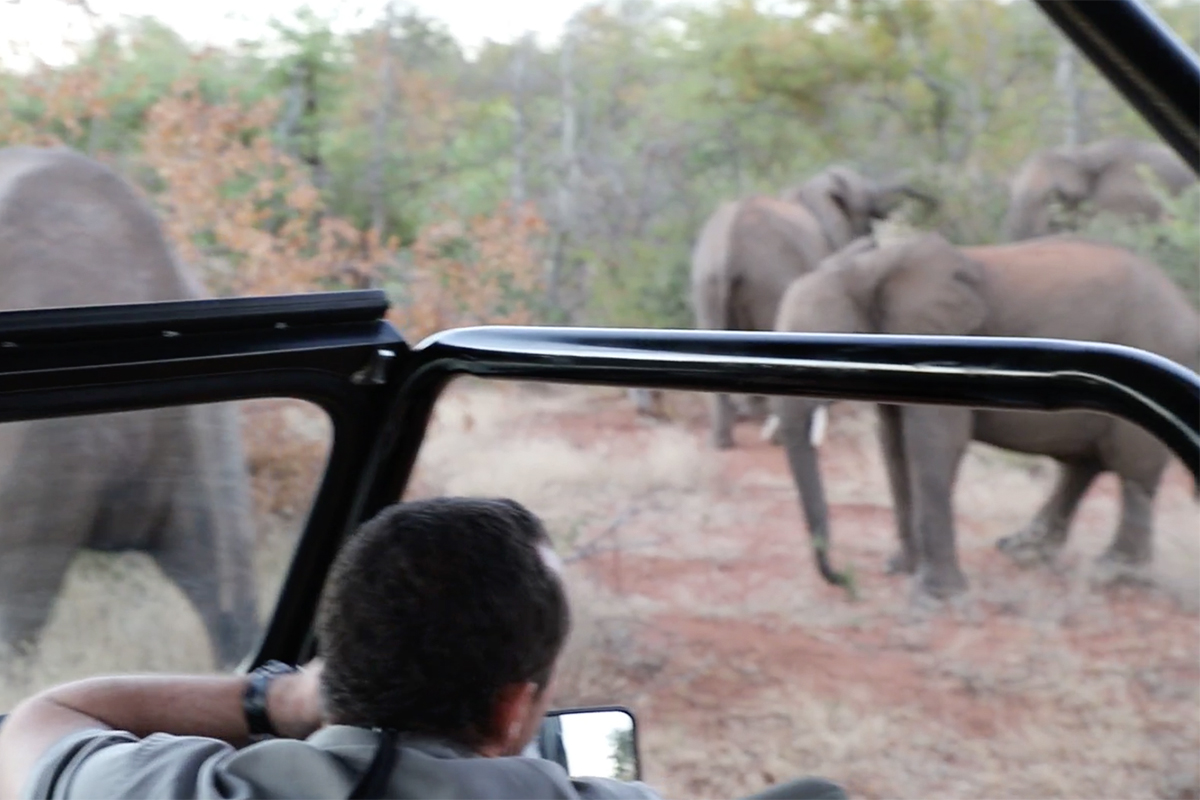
[
  {"left": 0, "top": 289, "right": 390, "bottom": 345},
  {"left": 0, "top": 324, "right": 400, "bottom": 418},
  {"left": 399, "top": 327, "right": 1200, "bottom": 479},
  {"left": 1034, "top": 0, "right": 1200, "bottom": 172}
]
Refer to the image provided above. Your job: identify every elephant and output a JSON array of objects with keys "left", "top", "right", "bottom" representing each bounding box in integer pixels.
[
  {"left": 690, "top": 166, "right": 933, "bottom": 449},
  {"left": 772, "top": 231, "right": 1200, "bottom": 599},
  {"left": 0, "top": 145, "right": 259, "bottom": 668},
  {"left": 1004, "top": 137, "right": 1196, "bottom": 241}
]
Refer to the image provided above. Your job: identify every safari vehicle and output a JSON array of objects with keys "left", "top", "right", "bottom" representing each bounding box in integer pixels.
[{"left": 0, "top": 0, "right": 1196, "bottom": 790}]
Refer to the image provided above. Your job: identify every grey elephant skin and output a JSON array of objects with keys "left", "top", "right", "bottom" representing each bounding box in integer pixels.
[
  {"left": 773, "top": 232, "right": 1200, "bottom": 599},
  {"left": 0, "top": 146, "right": 259, "bottom": 667},
  {"left": 690, "top": 166, "right": 928, "bottom": 449},
  {"left": 1004, "top": 137, "right": 1196, "bottom": 241}
]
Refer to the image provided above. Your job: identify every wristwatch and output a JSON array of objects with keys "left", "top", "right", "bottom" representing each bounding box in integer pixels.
[{"left": 243, "top": 660, "right": 299, "bottom": 737}]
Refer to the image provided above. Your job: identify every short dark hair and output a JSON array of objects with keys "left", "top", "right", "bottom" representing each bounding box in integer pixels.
[{"left": 315, "top": 497, "right": 571, "bottom": 746}]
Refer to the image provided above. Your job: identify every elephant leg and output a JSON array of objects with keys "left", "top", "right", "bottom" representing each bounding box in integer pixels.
[
  {"left": 902, "top": 405, "right": 972, "bottom": 599},
  {"left": 153, "top": 505, "right": 259, "bottom": 670},
  {"left": 710, "top": 393, "right": 736, "bottom": 449},
  {"left": 996, "top": 460, "right": 1100, "bottom": 566},
  {"left": 740, "top": 395, "right": 771, "bottom": 420},
  {"left": 0, "top": 420, "right": 102, "bottom": 655},
  {"left": 1094, "top": 475, "right": 1159, "bottom": 579},
  {"left": 0, "top": 538, "right": 79, "bottom": 656},
  {"left": 628, "top": 388, "right": 666, "bottom": 419},
  {"left": 877, "top": 405, "right": 917, "bottom": 575},
  {"left": 153, "top": 404, "right": 260, "bottom": 670},
  {"left": 1093, "top": 421, "right": 1167, "bottom": 582}
]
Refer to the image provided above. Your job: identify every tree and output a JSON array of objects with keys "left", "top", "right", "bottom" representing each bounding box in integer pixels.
[{"left": 608, "top": 726, "right": 637, "bottom": 781}]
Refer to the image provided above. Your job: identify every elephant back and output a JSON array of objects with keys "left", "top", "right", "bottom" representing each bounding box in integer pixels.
[
  {"left": 968, "top": 237, "right": 1199, "bottom": 370},
  {"left": 0, "top": 146, "right": 199, "bottom": 313}
]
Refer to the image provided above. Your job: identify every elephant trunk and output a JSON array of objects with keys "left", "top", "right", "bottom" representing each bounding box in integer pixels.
[
  {"left": 1003, "top": 199, "right": 1043, "bottom": 241},
  {"left": 777, "top": 399, "right": 853, "bottom": 593},
  {"left": 874, "top": 179, "right": 938, "bottom": 217}
]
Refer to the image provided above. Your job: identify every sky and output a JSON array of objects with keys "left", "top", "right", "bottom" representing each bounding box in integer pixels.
[{"left": 0, "top": 0, "right": 589, "bottom": 67}]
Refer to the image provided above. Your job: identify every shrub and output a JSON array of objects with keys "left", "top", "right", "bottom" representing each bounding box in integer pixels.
[{"left": 1079, "top": 183, "right": 1200, "bottom": 306}]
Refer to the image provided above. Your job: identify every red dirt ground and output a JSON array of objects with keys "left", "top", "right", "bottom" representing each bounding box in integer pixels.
[{"left": 412, "top": 383, "right": 1199, "bottom": 799}]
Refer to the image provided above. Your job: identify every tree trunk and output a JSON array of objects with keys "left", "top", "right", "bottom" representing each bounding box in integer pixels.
[
  {"left": 1055, "top": 40, "right": 1088, "bottom": 147},
  {"left": 549, "top": 15, "right": 581, "bottom": 320},
  {"left": 274, "top": 65, "right": 306, "bottom": 154},
  {"left": 369, "top": 2, "right": 397, "bottom": 242},
  {"left": 509, "top": 34, "right": 532, "bottom": 215}
]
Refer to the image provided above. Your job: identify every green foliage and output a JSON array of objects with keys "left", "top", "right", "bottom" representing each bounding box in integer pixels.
[
  {"left": 608, "top": 725, "right": 638, "bottom": 782},
  {"left": 588, "top": 239, "right": 693, "bottom": 329},
  {"left": 901, "top": 163, "right": 1011, "bottom": 246},
  {"left": 4, "top": 0, "right": 1191, "bottom": 328},
  {"left": 1080, "top": 185, "right": 1200, "bottom": 306}
]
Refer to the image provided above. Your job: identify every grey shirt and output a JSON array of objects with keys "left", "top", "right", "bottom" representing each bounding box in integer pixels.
[{"left": 24, "top": 725, "right": 662, "bottom": 800}]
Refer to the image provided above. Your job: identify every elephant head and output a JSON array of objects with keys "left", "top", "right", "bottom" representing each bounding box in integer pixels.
[
  {"left": 781, "top": 166, "right": 938, "bottom": 251},
  {"left": 1004, "top": 137, "right": 1196, "bottom": 240},
  {"left": 772, "top": 233, "right": 987, "bottom": 590},
  {"left": 690, "top": 165, "right": 936, "bottom": 451}
]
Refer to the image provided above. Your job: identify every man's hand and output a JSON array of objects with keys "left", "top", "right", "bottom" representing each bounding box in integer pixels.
[{"left": 266, "top": 659, "right": 325, "bottom": 740}]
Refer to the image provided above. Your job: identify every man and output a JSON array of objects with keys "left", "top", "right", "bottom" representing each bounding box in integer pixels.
[{"left": 0, "top": 497, "right": 846, "bottom": 800}]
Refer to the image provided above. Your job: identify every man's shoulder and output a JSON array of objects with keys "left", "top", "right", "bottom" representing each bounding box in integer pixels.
[
  {"left": 399, "top": 749, "right": 662, "bottom": 800},
  {"left": 569, "top": 775, "right": 664, "bottom": 800}
]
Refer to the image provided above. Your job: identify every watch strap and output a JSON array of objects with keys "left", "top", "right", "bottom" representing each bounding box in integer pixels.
[{"left": 243, "top": 660, "right": 298, "bottom": 737}]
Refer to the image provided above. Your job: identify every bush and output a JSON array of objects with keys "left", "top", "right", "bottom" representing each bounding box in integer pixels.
[
  {"left": 1080, "top": 184, "right": 1200, "bottom": 306},
  {"left": 587, "top": 239, "right": 693, "bottom": 330},
  {"left": 385, "top": 203, "right": 548, "bottom": 343},
  {"left": 895, "top": 163, "right": 1011, "bottom": 247}
]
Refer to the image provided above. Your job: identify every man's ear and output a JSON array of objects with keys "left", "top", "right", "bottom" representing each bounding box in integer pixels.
[{"left": 483, "top": 681, "right": 540, "bottom": 757}]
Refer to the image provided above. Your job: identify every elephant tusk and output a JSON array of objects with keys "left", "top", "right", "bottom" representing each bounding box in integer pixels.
[
  {"left": 760, "top": 414, "right": 781, "bottom": 443},
  {"left": 809, "top": 405, "right": 829, "bottom": 448}
]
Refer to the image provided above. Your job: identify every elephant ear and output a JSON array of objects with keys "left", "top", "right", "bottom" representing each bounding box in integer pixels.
[
  {"left": 842, "top": 233, "right": 987, "bottom": 336},
  {"left": 1055, "top": 146, "right": 1108, "bottom": 203},
  {"left": 825, "top": 166, "right": 868, "bottom": 221}
]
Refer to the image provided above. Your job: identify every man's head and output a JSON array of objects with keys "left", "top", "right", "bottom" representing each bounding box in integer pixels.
[{"left": 315, "top": 497, "right": 571, "bottom": 754}]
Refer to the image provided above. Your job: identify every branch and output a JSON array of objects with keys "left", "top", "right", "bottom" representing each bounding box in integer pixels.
[{"left": 562, "top": 490, "right": 668, "bottom": 565}]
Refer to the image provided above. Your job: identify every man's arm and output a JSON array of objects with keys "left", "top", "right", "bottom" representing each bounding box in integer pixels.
[{"left": 0, "top": 661, "right": 323, "bottom": 800}]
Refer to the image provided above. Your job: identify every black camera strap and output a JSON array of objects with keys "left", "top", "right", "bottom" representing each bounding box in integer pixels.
[{"left": 348, "top": 728, "right": 400, "bottom": 800}]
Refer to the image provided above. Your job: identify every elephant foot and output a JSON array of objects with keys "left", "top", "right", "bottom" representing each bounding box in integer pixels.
[
  {"left": 885, "top": 550, "right": 917, "bottom": 575},
  {"left": 996, "top": 527, "right": 1063, "bottom": 567},
  {"left": 914, "top": 566, "right": 969, "bottom": 600},
  {"left": 1090, "top": 550, "right": 1154, "bottom": 588}
]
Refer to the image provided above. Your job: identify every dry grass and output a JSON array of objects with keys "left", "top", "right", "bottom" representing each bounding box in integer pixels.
[{"left": 406, "top": 378, "right": 715, "bottom": 560}]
